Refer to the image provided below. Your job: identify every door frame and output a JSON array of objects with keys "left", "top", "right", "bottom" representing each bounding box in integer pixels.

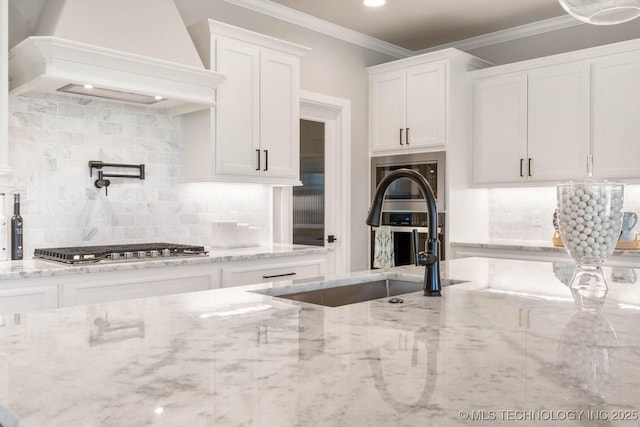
[{"left": 273, "top": 90, "right": 351, "bottom": 275}]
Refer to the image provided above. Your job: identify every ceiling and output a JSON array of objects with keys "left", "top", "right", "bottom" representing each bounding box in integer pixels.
[
  {"left": 269, "top": 0, "right": 568, "bottom": 51},
  {"left": 8, "top": 0, "right": 570, "bottom": 53}
]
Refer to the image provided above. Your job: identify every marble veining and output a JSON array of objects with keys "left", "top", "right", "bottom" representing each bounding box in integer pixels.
[
  {"left": 0, "top": 258, "right": 640, "bottom": 426},
  {"left": 0, "top": 244, "right": 330, "bottom": 281}
]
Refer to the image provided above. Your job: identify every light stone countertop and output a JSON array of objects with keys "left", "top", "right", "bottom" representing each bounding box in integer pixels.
[
  {"left": 451, "top": 239, "right": 640, "bottom": 259},
  {"left": 0, "top": 257, "right": 639, "bottom": 426},
  {"left": 0, "top": 244, "right": 330, "bottom": 281}
]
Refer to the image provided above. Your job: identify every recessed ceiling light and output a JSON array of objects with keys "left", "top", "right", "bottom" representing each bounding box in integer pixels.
[
  {"left": 83, "top": 84, "right": 94, "bottom": 89},
  {"left": 154, "top": 95, "right": 163, "bottom": 100},
  {"left": 364, "top": 0, "right": 386, "bottom": 7}
]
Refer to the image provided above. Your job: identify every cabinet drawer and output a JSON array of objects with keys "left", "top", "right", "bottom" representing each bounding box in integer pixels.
[
  {"left": 0, "top": 285, "right": 58, "bottom": 315},
  {"left": 222, "top": 258, "right": 325, "bottom": 287},
  {"left": 61, "top": 274, "right": 214, "bottom": 307}
]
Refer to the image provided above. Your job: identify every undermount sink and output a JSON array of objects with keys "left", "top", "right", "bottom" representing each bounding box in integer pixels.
[{"left": 254, "top": 278, "right": 467, "bottom": 307}]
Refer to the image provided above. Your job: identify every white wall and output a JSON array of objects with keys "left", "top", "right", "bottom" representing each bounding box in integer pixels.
[{"left": 0, "top": 92, "right": 272, "bottom": 257}]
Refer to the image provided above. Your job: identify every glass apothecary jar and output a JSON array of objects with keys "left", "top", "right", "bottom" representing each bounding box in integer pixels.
[{"left": 556, "top": 180, "right": 624, "bottom": 291}]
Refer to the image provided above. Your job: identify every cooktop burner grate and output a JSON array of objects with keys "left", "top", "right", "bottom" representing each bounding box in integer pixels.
[{"left": 34, "top": 243, "right": 208, "bottom": 264}]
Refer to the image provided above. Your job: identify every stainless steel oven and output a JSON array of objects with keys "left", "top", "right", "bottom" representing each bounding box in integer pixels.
[
  {"left": 370, "top": 212, "right": 446, "bottom": 268},
  {"left": 371, "top": 152, "right": 445, "bottom": 212},
  {"left": 370, "top": 152, "right": 446, "bottom": 268}
]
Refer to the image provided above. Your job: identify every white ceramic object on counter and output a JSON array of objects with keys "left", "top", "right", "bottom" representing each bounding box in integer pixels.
[
  {"left": 211, "top": 220, "right": 239, "bottom": 248},
  {"left": 620, "top": 211, "right": 638, "bottom": 241},
  {"left": 211, "top": 221, "right": 260, "bottom": 248}
]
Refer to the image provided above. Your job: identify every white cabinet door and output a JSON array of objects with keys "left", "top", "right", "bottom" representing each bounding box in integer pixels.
[
  {"left": 215, "top": 37, "right": 261, "bottom": 177},
  {"left": 473, "top": 73, "right": 528, "bottom": 184},
  {"left": 592, "top": 50, "right": 640, "bottom": 179},
  {"left": 185, "top": 21, "right": 307, "bottom": 185},
  {"left": 0, "top": 286, "right": 57, "bottom": 315},
  {"left": 260, "top": 49, "right": 299, "bottom": 179},
  {"left": 370, "top": 61, "right": 447, "bottom": 154},
  {"left": 370, "top": 69, "right": 405, "bottom": 153},
  {"left": 405, "top": 61, "right": 446, "bottom": 149},
  {"left": 61, "top": 272, "right": 215, "bottom": 307},
  {"left": 527, "top": 62, "right": 591, "bottom": 181}
]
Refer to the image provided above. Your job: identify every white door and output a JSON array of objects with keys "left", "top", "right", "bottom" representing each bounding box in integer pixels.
[
  {"left": 405, "top": 61, "right": 446, "bottom": 149},
  {"left": 593, "top": 50, "right": 640, "bottom": 179},
  {"left": 527, "top": 62, "right": 591, "bottom": 181},
  {"left": 260, "top": 48, "right": 300, "bottom": 179},
  {"left": 215, "top": 37, "right": 260, "bottom": 176},
  {"left": 370, "top": 69, "right": 405, "bottom": 153},
  {"left": 273, "top": 92, "right": 351, "bottom": 276},
  {"left": 472, "top": 73, "right": 528, "bottom": 184}
]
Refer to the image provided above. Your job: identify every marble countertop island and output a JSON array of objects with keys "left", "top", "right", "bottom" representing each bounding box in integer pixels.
[{"left": 1, "top": 257, "right": 640, "bottom": 426}]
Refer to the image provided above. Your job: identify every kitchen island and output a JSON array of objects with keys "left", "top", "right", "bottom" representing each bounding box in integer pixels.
[{"left": 0, "top": 257, "right": 639, "bottom": 426}]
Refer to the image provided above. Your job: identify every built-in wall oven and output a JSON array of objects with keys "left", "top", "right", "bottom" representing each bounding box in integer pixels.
[{"left": 370, "top": 152, "right": 446, "bottom": 268}]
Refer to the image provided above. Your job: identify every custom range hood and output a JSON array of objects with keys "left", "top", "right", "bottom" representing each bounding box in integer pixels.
[{"left": 8, "top": 0, "right": 225, "bottom": 116}]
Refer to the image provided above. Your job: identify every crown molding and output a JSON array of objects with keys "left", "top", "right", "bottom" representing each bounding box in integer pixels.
[
  {"left": 224, "top": 0, "right": 582, "bottom": 58},
  {"left": 223, "top": 0, "right": 413, "bottom": 58},
  {"left": 414, "top": 15, "right": 582, "bottom": 55}
]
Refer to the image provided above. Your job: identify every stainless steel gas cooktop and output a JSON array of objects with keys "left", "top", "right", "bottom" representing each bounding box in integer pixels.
[{"left": 33, "top": 243, "right": 208, "bottom": 265}]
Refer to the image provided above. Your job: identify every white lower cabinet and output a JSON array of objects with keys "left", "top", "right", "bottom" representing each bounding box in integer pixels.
[
  {"left": 0, "top": 252, "right": 327, "bottom": 315},
  {"left": 221, "top": 255, "right": 326, "bottom": 288},
  {"left": 0, "top": 285, "right": 57, "bottom": 315},
  {"left": 60, "top": 265, "right": 220, "bottom": 307}
]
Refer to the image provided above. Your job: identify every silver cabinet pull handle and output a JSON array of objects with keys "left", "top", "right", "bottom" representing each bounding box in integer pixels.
[
  {"left": 256, "top": 149, "right": 260, "bottom": 171},
  {"left": 262, "top": 272, "right": 296, "bottom": 279},
  {"left": 399, "top": 128, "right": 404, "bottom": 145},
  {"left": 406, "top": 127, "right": 410, "bottom": 145},
  {"left": 528, "top": 158, "right": 532, "bottom": 177},
  {"left": 264, "top": 150, "right": 269, "bottom": 171}
]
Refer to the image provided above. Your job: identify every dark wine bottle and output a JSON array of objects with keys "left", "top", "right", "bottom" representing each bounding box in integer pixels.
[{"left": 11, "top": 194, "right": 23, "bottom": 260}]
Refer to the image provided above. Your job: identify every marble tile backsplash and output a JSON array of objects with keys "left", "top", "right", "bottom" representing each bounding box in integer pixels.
[
  {"left": 489, "top": 185, "right": 640, "bottom": 244},
  {"left": 1, "top": 92, "right": 272, "bottom": 257}
]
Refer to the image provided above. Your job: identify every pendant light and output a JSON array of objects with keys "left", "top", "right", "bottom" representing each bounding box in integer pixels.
[{"left": 558, "top": 0, "right": 640, "bottom": 24}]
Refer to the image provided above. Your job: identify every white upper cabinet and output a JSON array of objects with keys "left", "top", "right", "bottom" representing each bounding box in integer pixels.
[
  {"left": 473, "top": 73, "right": 528, "bottom": 183},
  {"left": 405, "top": 62, "right": 446, "bottom": 150},
  {"left": 527, "top": 63, "right": 591, "bottom": 181},
  {"left": 184, "top": 20, "right": 309, "bottom": 185},
  {"left": 215, "top": 37, "right": 260, "bottom": 177},
  {"left": 592, "top": 50, "right": 640, "bottom": 180},
  {"left": 472, "top": 38, "right": 640, "bottom": 186},
  {"left": 368, "top": 49, "right": 490, "bottom": 156},
  {"left": 370, "top": 62, "right": 445, "bottom": 153},
  {"left": 0, "top": 1, "right": 11, "bottom": 175},
  {"left": 370, "top": 69, "right": 404, "bottom": 153},
  {"left": 259, "top": 49, "right": 300, "bottom": 179},
  {"left": 472, "top": 61, "right": 591, "bottom": 185}
]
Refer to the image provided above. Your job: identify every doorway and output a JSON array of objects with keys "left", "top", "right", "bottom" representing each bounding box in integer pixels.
[{"left": 273, "top": 91, "right": 351, "bottom": 276}]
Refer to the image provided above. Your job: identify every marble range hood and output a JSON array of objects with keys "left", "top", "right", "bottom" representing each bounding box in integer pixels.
[{"left": 7, "top": 0, "right": 225, "bottom": 116}]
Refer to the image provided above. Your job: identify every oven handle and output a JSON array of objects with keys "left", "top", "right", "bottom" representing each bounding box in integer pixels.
[{"left": 386, "top": 226, "right": 431, "bottom": 233}]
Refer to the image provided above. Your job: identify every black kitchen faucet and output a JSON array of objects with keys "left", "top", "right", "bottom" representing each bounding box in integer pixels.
[{"left": 366, "top": 169, "right": 442, "bottom": 296}]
